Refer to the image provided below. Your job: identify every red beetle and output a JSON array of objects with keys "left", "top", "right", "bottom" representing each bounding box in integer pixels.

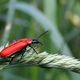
[
  {"left": 0, "top": 31, "right": 48, "bottom": 63},
  {"left": 0, "top": 38, "right": 40, "bottom": 58}
]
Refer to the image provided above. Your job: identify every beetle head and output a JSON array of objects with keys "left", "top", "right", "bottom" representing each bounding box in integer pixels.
[
  {"left": 27, "top": 39, "right": 41, "bottom": 45},
  {"left": 32, "top": 39, "right": 41, "bottom": 44}
]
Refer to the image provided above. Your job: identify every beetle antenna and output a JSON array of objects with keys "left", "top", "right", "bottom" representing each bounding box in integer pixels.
[{"left": 37, "top": 30, "right": 48, "bottom": 40}]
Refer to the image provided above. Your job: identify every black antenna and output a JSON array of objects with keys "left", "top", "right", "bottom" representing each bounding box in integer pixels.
[
  {"left": 37, "top": 30, "right": 48, "bottom": 40},
  {"left": 30, "top": 31, "right": 48, "bottom": 54}
]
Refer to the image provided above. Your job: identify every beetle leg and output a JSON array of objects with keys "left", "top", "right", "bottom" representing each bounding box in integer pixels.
[
  {"left": 29, "top": 45, "right": 38, "bottom": 54},
  {"left": 9, "top": 48, "right": 26, "bottom": 64},
  {"left": 14, "top": 48, "right": 26, "bottom": 62},
  {"left": 18, "top": 48, "right": 26, "bottom": 61},
  {"left": 9, "top": 52, "right": 21, "bottom": 64},
  {"left": 9, "top": 56, "right": 16, "bottom": 64}
]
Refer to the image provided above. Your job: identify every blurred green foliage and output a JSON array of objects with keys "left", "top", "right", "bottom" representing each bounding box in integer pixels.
[{"left": 0, "top": 0, "right": 80, "bottom": 80}]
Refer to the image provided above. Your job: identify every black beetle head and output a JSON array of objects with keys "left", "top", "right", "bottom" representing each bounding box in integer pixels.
[{"left": 32, "top": 39, "right": 40, "bottom": 44}]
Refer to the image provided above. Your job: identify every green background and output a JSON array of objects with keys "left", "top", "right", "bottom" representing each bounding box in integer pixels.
[{"left": 0, "top": 0, "right": 80, "bottom": 80}]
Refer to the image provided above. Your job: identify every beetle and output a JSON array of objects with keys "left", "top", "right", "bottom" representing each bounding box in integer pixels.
[
  {"left": 0, "top": 38, "right": 39, "bottom": 58},
  {"left": 0, "top": 31, "right": 48, "bottom": 63}
]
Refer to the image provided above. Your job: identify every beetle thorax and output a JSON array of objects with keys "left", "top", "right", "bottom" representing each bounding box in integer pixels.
[
  {"left": 19, "top": 38, "right": 32, "bottom": 45},
  {"left": 26, "top": 39, "right": 32, "bottom": 44}
]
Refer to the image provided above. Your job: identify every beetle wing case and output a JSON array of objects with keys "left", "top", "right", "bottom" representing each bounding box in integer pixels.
[{"left": 0, "top": 38, "right": 32, "bottom": 58}]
